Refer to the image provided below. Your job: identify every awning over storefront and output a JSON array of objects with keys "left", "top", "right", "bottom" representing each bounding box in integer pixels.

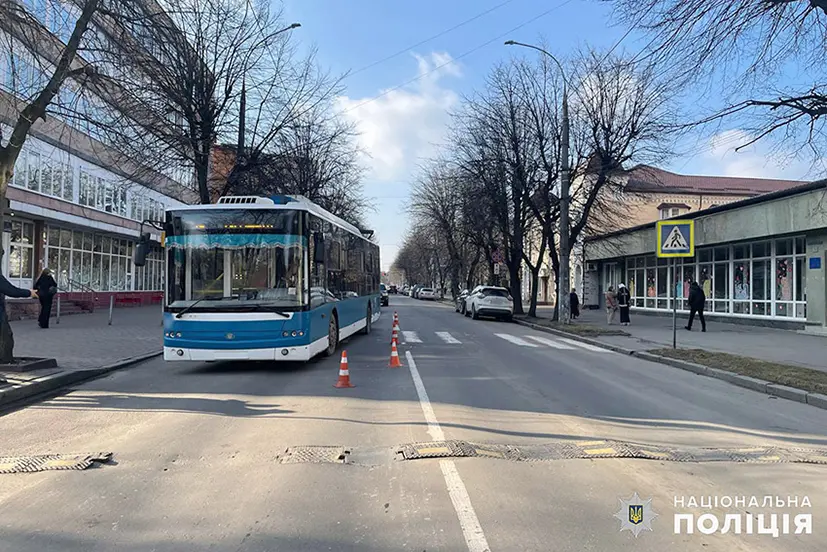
[{"left": 165, "top": 233, "right": 306, "bottom": 250}]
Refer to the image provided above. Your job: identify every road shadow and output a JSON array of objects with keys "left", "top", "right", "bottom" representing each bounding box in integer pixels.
[
  {"left": 40, "top": 393, "right": 293, "bottom": 417},
  {"left": 19, "top": 303, "right": 827, "bottom": 449}
]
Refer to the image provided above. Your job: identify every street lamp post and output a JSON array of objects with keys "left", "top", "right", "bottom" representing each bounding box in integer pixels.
[{"left": 504, "top": 40, "right": 571, "bottom": 324}]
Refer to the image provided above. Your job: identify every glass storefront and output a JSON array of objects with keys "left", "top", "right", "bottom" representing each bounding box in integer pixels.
[
  {"left": 43, "top": 225, "right": 163, "bottom": 292},
  {"left": 6, "top": 221, "right": 36, "bottom": 289},
  {"left": 623, "top": 236, "right": 807, "bottom": 319}
]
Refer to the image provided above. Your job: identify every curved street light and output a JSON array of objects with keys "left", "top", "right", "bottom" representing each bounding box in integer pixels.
[{"left": 505, "top": 40, "right": 572, "bottom": 324}]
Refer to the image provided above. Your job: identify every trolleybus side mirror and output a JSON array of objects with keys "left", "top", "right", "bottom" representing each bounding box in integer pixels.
[
  {"left": 313, "top": 232, "right": 326, "bottom": 264},
  {"left": 134, "top": 233, "right": 150, "bottom": 267}
]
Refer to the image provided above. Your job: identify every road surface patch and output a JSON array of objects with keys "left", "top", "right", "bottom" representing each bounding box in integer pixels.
[{"left": 0, "top": 452, "right": 112, "bottom": 474}]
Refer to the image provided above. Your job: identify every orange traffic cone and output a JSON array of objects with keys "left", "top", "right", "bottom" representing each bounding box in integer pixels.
[
  {"left": 388, "top": 341, "right": 403, "bottom": 368},
  {"left": 391, "top": 324, "right": 399, "bottom": 343},
  {"left": 334, "top": 351, "right": 354, "bottom": 388}
]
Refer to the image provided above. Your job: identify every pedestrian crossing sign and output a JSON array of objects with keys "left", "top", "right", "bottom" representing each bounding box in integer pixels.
[{"left": 656, "top": 220, "right": 694, "bottom": 258}]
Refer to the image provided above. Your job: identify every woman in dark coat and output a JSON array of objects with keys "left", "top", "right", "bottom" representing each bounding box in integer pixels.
[
  {"left": 617, "top": 283, "right": 632, "bottom": 326},
  {"left": 569, "top": 288, "right": 580, "bottom": 319},
  {"left": 34, "top": 268, "right": 58, "bottom": 329}
]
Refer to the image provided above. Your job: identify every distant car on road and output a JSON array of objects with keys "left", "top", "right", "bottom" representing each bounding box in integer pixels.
[
  {"left": 389, "top": 285, "right": 398, "bottom": 294},
  {"left": 380, "top": 284, "right": 389, "bottom": 306},
  {"left": 412, "top": 285, "right": 422, "bottom": 299},
  {"left": 418, "top": 287, "right": 437, "bottom": 300},
  {"left": 455, "top": 289, "right": 470, "bottom": 314},
  {"left": 464, "top": 286, "right": 513, "bottom": 321}
]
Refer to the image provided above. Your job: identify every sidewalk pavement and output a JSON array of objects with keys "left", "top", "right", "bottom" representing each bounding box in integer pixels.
[
  {"left": 530, "top": 307, "right": 827, "bottom": 373},
  {"left": 1, "top": 306, "right": 162, "bottom": 406}
]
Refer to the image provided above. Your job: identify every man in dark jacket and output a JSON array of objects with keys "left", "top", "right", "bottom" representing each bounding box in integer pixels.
[{"left": 686, "top": 281, "right": 706, "bottom": 332}]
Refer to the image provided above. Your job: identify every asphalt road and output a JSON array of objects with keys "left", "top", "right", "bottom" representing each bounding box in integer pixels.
[{"left": 1, "top": 296, "right": 826, "bottom": 551}]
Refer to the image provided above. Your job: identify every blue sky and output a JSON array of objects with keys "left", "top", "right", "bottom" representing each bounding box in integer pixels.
[{"left": 281, "top": 0, "right": 822, "bottom": 270}]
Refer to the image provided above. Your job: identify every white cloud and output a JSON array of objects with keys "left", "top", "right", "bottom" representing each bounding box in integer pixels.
[
  {"left": 693, "top": 129, "right": 824, "bottom": 180},
  {"left": 334, "top": 52, "right": 461, "bottom": 181}
]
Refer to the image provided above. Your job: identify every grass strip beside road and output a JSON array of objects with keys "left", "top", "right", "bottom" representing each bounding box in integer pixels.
[
  {"left": 651, "top": 348, "right": 827, "bottom": 396},
  {"left": 514, "top": 315, "right": 630, "bottom": 337}
]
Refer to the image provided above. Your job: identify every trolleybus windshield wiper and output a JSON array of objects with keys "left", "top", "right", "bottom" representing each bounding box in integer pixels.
[{"left": 175, "top": 294, "right": 225, "bottom": 318}]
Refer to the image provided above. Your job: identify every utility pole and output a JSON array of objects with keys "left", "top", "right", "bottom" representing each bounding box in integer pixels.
[{"left": 505, "top": 40, "right": 571, "bottom": 323}]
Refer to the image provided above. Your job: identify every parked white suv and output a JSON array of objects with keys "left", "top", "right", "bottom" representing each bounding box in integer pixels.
[{"left": 464, "top": 286, "right": 513, "bottom": 321}]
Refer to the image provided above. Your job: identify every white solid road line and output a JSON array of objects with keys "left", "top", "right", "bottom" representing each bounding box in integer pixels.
[
  {"left": 405, "top": 350, "right": 443, "bottom": 442},
  {"left": 405, "top": 351, "right": 491, "bottom": 552},
  {"left": 524, "top": 335, "right": 575, "bottom": 349},
  {"left": 557, "top": 337, "right": 612, "bottom": 352},
  {"left": 436, "top": 332, "right": 462, "bottom": 344},
  {"left": 494, "top": 334, "right": 538, "bottom": 347},
  {"left": 402, "top": 331, "right": 422, "bottom": 343}
]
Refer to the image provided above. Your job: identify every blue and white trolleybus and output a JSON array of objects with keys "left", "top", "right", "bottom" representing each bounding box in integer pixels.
[{"left": 145, "top": 195, "right": 381, "bottom": 362}]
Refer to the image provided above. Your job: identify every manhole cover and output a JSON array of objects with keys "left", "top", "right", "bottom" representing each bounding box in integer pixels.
[
  {"left": 280, "top": 446, "right": 348, "bottom": 464},
  {"left": 0, "top": 452, "right": 112, "bottom": 474}
]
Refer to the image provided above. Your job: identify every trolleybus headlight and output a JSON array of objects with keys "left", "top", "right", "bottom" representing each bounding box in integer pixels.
[
  {"left": 281, "top": 349, "right": 289, "bottom": 356},
  {"left": 291, "top": 330, "right": 298, "bottom": 337},
  {"left": 176, "top": 332, "right": 182, "bottom": 338},
  {"left": 282, "top": 331, "right": 290, "bottom": 337},
  {"left": 176, "top": 349, "right": 184, "bottom": 356},
  {"left": 298, "top": 330, "right": 304, "bottom": 336}
]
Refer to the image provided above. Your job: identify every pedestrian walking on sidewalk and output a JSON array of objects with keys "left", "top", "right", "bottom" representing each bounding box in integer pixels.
[
  {"left": 605, "top": 286, "right": 618, "bottom": 325},
  {"left": 34, "top": 268, "right": 58, "bottom": 329},
  {"left": 686, "top": 281, "right": 707, "bottom": 332},
  {"left": 570, "top": 288, "right": 580, "bottom": 319},
  {"left": 617, "top": 283, "right": 631, "bottom": 326}
]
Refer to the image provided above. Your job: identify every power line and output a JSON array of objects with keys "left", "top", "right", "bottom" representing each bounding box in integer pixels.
[
  {"left": 339, "top": 0, "right": 576, "bottom": 116},
  {"left": 345, "top": 0, "right": 517, "bottom": 79}
]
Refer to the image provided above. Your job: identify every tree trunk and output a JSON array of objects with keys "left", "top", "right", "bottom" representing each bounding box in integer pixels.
[
  {"left": 0, "top": 163, "right": 13, "bottom": 363},
  {"left": 508, "top": 260, "right": 523, "bottom": 315},
  {"left": 196, "top": 154, "right": 211, "bottom": 204},
  {"left": 527, "top": 266, "right": 540, "bottom": 318}
]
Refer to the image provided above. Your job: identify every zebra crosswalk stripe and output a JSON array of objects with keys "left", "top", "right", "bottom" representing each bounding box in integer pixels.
[
  {"left": 556, "top": 337, "right": 610, "bottom": 352},
  {"left": 524, "top": 335, "right": 575, "bottom": 349},
  {"left": 435, "top": 332, "right": 461, "bottom": 344},
  {"left": 402, "top": 331, "right": 422, "bottom": 343},
  {"left": 494, "top": 334, "right": 538, "bottom": 347}
]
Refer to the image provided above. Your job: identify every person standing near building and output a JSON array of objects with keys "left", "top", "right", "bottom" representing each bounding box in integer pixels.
[
  {"left": 617, "top": 283, "right": 631, "bottom": 326},
  {"left": 605, "top": 286, "right": 618, "bottom": 325},
  {"left": 35, "top": 268, "right": 58, "bottom": 329},
  {"left": 686, "top": 280, "right": 707, "bottom": 332},
  {"left": 570, "top": 288, "right": 580, "bottom": 319}
]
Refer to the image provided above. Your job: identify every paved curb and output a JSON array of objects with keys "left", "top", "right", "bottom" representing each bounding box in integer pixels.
[
  {"left": 513, "top": 318, "right": 827, "bottom": 411},
  {"left": 0, "top": 350, "right": 162, "bottom": 409}
]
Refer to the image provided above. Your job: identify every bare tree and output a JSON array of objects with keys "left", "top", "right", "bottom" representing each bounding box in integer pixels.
[
  {"left": 451, "top": 60, "right": 546, "bottom": 315},
  {"left": 0, "top": 0, "right": 106, "bottom": 362},
  {"left": 607, "top": 0, "right": 827, "bottom": 160},
  {"left": 87, "top": 0, "right": 339, "bottom": 206},
  {"left": 224, "top": 104, "right": 370, "bottom": 227},
  {"left": 409, "top": 161, "right": 479, "bottom": 298}
]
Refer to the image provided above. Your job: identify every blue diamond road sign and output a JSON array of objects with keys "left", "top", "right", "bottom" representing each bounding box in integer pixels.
[{"left": 656, "top": 220, "right": 694, "bottom": 258}]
